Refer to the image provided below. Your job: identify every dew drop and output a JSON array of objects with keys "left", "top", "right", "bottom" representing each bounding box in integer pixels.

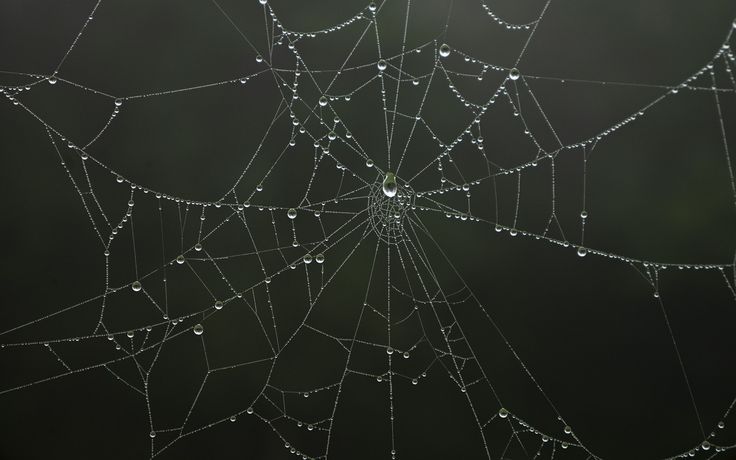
[
  {"left": 193, "top": 324, "right": 204, "bottom": 335},
  {"left": 439, "top": 43, "right": 451, "bottom": 58},
  {"left": 303, "top": 254, "right": 313, "bottom": 264},
  {"left": 319, "top": 96, "right": 328, "bottom": 107},
  {"left": 176, "top": 255, "right": 185, "bottom": 264},
  {"left": 48, "top": 76, "right": 57, "bottom": 85},
  {"left": 377, "top": 59, "right": 387, "bottom": 71},
  {"left": 382, "top": 172, "right": 398, "bottom": 198},
  {"left": 215, "top": 301, "right": 223, "bottom": 310},
  {"left": 509, "top": 68, "right": 520, "bottom": 80},
  {"left": 577, "top": 247, "right": 588, "bottom": 257},
  {"left": 498, "top": 408, "right": 509, "bottom": 418},
  {"left": 315, "top": 253, "right": 325, "bottom": 264},
  {"left": 287, "top": 208, "right": 297, "bottom": 219},
  {"left": 132, "top": 281, "right": 142, "bottom": 292}
]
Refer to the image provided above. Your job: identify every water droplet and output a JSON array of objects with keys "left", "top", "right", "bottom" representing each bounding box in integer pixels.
[
  {"left": 193, "top": 324, "right": 204, "bottom": 335},
  {"left": 230, "top": 415, "right": 237, "bottom": 422},
  {"left": 366, "top": 158, "right": 374, "bottom": 168},
  {"left": 127, "top": 331, "right": 134, "bottom": 338},
  {"left": 564, "top": 425, "right": 572, "bottom": 434},
  {"left": 149, "top": 431, "right": 156, "bottom": 438},
  {"left": 265, "top": 276, "right": 271, "bottom": 284},
  {"left": 509, "top": 68, "right": 520, "bottom": 80},
  {"left": 132, "top": 281, "right": 142, "bottom": 292},
  {"left": 412, "top": 378, "right": 418, "bottom": 385},
  {"left": 382, "top": 172, "right": 398, "bottom": 197},
  {"left": 194, "top": 243, "right": 203, "bottom": 251},
  {"left": 368, "top": 2, "right": 377, "bottom": 12},
  {"left": 246, "top": 407, "right": 254, "bottom": 414},
  {"left": 176, "top": 255, "right": 185, "bottom": 264},
  {"left": 303, "top": 254, "right": 313, "bottom": 264},
  {"left": 377, "top": 59, "right": 387, "bottom": 71},
  {"left": 580, "top": 210, "right": 588, "bottom": 219},
  {"left": 577, "top": 247, "right": 588, "bottom": 257},
  {"left": 215, "top": 301, "right": 223, "bottom": 310},
  {"left": 386, "top": 347, "right": 394, "bottom": 355},
  {"left": 259, "top": 0, "right": 267, "bottom": 4},
  {"left": 48, "top": 76, "right": 57, "bottom": 85},
  {"left": 114, "top": 98, "right": 123, "bottom": 107},
  {"left": 315, "top": 253, "right": 325, "bottom": 264},
  {"left": 287, "top": 208, "right": 297, "bottom": 219},
  {"left": 439, "top": 43, "right": 451, "bottom": 58},
  {"left": 318, "top": 96, "right": 328, "bottom": 107},
  {"left": 702, "top": 441, "right": 711, "bottom": 451},
  {"left": 498, "top": 408, "right": 509, "bottom": 418}
]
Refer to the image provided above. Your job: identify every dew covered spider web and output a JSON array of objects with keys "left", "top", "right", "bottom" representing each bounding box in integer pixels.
[{"left": 2, "top": 0, "right": 736, "bottom": 459}]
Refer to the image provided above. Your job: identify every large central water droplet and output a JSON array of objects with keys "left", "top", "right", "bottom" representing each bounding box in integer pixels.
[{"left": 382, "top": 172, "right": 398, "bottom": 197}]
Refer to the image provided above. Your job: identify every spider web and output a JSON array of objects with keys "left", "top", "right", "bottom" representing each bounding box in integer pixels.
[{"left": 1, "top": 0, "right": 736, "bottom": 459}]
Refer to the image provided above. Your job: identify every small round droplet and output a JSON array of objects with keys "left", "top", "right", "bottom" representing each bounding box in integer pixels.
[
  {"left": 303, "top": 254, "right": 313, "bottom": 264},
  {"left": 48, "top": 76, "right": 57, "bottom": 85},
  {"left": 403, "top": 351, "right": 410, "bottom": 359},
  {"left": 315, "top": 253, "right": 325, "bottom": 264},
  {"left": 132, "top": 281, "right": 142, "bottom": 292},
  {"left": 127, "top": 331, "right": 135, "bottom": 338},
  {"left": 580, "top": 210, "right": 588, "bottom": 219},
  {"left": 114, "top": 98, "right": 123, "bottom": 107},
  {"left": 264, "top": 276, "right": 271, "bottom": 284},
  {"left": 149, "top": 431, "right": 156, "bottom": 438},
  {"left": 564, "top": 425, "right": 572, "bottom": 435},
  {"left": 318, "top": 96, "right": 328, "bottom": 107},
  {"left": 498, "top": 408, "right": 509, "bottom": 418},
  {"left": 230, "top": 415, "right": 237, "bottom": 422},
  {"left": 509, "top": 68, "right": 520, "bottom": 80},
  {"left": 368, "top": 2, "right": 377, "bottom": 12},
  {"left": 377, "top": 59, "right": 387, "bottom": 71},
  {"left": 193, "top": 324, "right": 204, "bottom": 335},
  {"left": 577, "top": 247, "right": 588, "bottom": 257},
  {"left": 366, "top": 158, "right": 374, "bottom": 168},
  {"left": 287, "top": 208, "right": 297, "bottom": 219},
  {"left": 194, "top": 243, "right": 203, "bottom": 252},
  {"left": 439, "top": 43, "right": 451, "bottom": 58},
  {"left": 382, "top": 172, "right": 398, "bottom": 198},
  {"left": 176, "top": 255, "right": 185, "bottom": 264},
  {"left": 259, "top": 0, "right": 267, "bottom": 4},
  {"left": 246, "top": 407, "right": 254, "bottom": 414},
  {"left": 412, "top": 378, "right": 418, "bottom": 385},
  {"left": 701, "top": 441, "right": 711, "bottom": 451},
  {"left": 386, "top": 347, "right": 394, "bottom": 355}
]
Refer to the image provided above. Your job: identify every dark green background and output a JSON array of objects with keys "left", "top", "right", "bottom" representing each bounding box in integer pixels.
[{"left": 1, "top": 0, "right": 736, "bottom": 459}]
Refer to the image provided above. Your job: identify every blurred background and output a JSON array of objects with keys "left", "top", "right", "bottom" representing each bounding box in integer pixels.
[{"left": 1, "top": 0, "right": 736, "bottom": 458}]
